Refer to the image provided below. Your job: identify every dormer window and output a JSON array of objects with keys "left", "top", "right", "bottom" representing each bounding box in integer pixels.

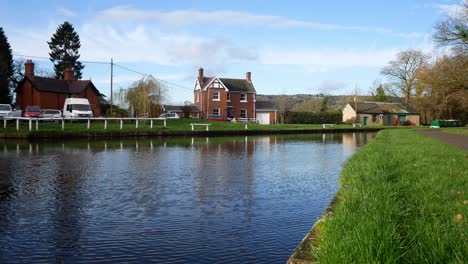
[
  {"left": 240, "top": 93, "right": 247, "bottom": 102},
  {"left": 213, "top": 91, "right": 220, "bottom": 101}
]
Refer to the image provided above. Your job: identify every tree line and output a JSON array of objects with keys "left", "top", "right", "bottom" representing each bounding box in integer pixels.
[{"left": 379, "top": 3, "right": 467, "bottom": 123}]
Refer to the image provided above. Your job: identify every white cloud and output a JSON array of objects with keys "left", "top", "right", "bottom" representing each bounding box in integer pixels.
[
  {"left": 96, "top": 6, "right": 424, "bottom": 38},
  {"left": 433, "top": 1, "right": 467, "bottom": 18},
  {"left": 260, "top": 48, "right": 399, "bottom": 68},
  {"left": 56, "top": 6, "right": 77, "bottom": 17}
]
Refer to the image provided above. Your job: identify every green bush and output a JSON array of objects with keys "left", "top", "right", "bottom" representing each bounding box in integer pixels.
[
  {"left": 285, "top": 111, "right": 342, "bottom": 124},
  {"left": 104, "top": 108, "right": 129, "bottom": 117}
]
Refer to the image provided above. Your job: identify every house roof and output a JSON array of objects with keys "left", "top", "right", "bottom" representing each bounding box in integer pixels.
[
  {"left": 23, "top": 76, "right": 98, "bottom": 95},
  {"left": 255, "top": 101, "right": 277, "bottom": 111},
  {"left": 348, "top": 102, "right": 419, "bottom": 114},
  {"left": 163, "top": 105, "right": 200, "bottom": 112},
  {"left": 201, "top": 77, "right": 256, "bottom": 93}
]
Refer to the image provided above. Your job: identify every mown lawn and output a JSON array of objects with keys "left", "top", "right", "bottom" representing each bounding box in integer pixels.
[
  {"left": 311, "top": 129, "right": 467, "bottom": 263},
  {"left": 0, "top": 118, "right": 386, "bottom": 135}
]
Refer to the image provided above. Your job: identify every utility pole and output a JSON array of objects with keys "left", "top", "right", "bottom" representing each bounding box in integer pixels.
[{"left": 110, "top": 58, "right": 113, "bottom": 116}]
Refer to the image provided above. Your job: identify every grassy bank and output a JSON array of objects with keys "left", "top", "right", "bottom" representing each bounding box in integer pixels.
[
  {"left": 310, "top": 129, "right": 467, "bottom": 263},
  {"left": 0, "top": 118, "right": 385, "bottom": 137}
]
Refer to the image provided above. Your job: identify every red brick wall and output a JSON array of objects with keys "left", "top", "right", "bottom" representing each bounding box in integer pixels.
[
  {"left": 17, "top": 80, "right": 101, "bottom": 116},
  {"left": 194, "top": 87, "right": 256, "bottom": 120},
  {"left": 228, "top": 92, "right": 255, "bottom": 119}
]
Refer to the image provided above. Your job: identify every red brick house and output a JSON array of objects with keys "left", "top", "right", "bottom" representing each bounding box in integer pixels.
[
  {"left": 16, "top": 60, "right": 102, "bottom": 116},
  {"left": 194, "top": 68, "right": 256, "bottom": 121}
]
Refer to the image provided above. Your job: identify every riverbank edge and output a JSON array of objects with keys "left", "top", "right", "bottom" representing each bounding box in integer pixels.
[
  {"left": 287, "top": 129, "right": 467, "bottom": 263},
  {"left": 287, "top": 196, "right": 338, "bottom": 264},
  {"left": 0, "top": 127, "right": 382, "bottom": 140}
]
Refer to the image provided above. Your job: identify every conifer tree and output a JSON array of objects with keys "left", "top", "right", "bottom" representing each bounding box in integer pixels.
[
  {"left": 48, "top": 21, "right": 84, "bottom": 79},
  {"left": 0, "top": 27, "right": 13, "bottom": 104}
]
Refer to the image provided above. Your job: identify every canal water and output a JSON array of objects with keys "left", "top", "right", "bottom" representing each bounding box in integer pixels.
[{"left": 0, "top": 133, "right": 375, "bottom": 263}]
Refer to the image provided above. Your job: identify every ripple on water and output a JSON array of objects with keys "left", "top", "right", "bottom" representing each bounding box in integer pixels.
[{"left": 0, "top": 134, "right": 373, "bottom": 263}]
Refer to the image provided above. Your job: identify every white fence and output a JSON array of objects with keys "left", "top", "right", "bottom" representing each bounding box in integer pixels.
[{"left": 2, "top": 117, "right": 167, "bottom": 131}]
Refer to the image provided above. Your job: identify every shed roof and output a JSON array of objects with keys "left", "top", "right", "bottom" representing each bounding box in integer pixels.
[
  {"left": 348, "top": 102, "right": 419, "bottom": 114},
  {"left": 255, "top": 101, "right": 277, "bottom": 111}
]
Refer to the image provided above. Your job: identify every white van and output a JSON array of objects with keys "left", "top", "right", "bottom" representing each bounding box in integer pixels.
[{"left": 63, "top": 98, "right": 93, "bottom": 118}]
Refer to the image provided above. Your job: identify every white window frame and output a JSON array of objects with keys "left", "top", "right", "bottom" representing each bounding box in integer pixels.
[
  {"left": 240, "top": 93, "right": 247, "bottom": 102},
  {"left": 212, "top": 81, "right": 221, "bottom": 88},
  {"left": 213, "top": 108, "right": 220, "bottom": 115},
  {"left": 213, "top": 91, "right": 220, "bottom": 101},
  {"left": 240, "top": 108, "right": 247, "bottom": 118}
]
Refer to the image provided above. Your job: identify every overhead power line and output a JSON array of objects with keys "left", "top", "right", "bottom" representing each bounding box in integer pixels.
[
  {"left": 12, "top": 53, "right": 194, "bottom": 91},
  {"left": 114, "top": 63, "right": 193, "bottom": 91}
]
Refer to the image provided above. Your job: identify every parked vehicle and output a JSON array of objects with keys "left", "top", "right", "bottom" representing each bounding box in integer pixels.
[
  {"left": 24, "top": 106, "right": 42, "bottom": 117},
  {"left": 0, "top": 104, "right": 22, "bottom": 118},
  {"left": 41, "top": 109, "right": 62, "bottom": 118},
  {"left": 63, "top": 98, "right": 93, "bottom": 118},
  {"left": 159, "top": 113, "right": 180, "bottom": 119},
  {"left": 206, "top": 114, "right": 230, "bottom": 122}
]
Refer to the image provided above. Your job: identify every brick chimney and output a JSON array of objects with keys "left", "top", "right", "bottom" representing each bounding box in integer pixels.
[
  {"left": 246, "top": 71, "right": 252, "bottom": 82},
  {"left": 24, "top": 60, "right": 35, "bottom": 77},
  {"left": 198, "top": 67, "right": 204, "bottom": 83},
  {"left": 64, "top": 67, "right": 74, "bottom": 81}
]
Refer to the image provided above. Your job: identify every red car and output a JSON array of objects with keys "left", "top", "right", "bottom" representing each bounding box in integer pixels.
[
  {"left": 24, "top": 106, "right": 42, "bottom": 117},
  {"left": 206, "top": 114, "right": 230, "bottom": 122}
]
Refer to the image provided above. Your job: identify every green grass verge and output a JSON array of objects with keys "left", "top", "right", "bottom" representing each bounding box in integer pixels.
[
  {"left": 312, "top": 129, "right": 467, "bottom": 263},
  {"left": 442, "top": 127, "right": 468, "bottom": 136},
  {"left": 1, "top": 118, "right": 411, "bottom": 135}
]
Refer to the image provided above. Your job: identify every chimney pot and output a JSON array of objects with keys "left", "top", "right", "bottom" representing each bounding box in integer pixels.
[
  {"left": 246, "top": 71, "right": 252, "bottom": 82},
  {"left": 64, "top": 67, "right": 74, "bottom": 81},
  {"left": 24, "top": 60, "right": 35, "bottom": 77},
  {"left": 198, "top": 67, "right": 204, "bottom": 83}
]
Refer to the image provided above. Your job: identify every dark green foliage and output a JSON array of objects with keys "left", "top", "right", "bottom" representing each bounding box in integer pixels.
[
  {"left": 0, "top": 27, "right": 13, "bottom": 104},
  {"left": 373, "top": 84, "right": 388, "bottom": 102},
  {"left": 104, "top": 107, "right": 129, "bottom": 117},
  {"left": 285, "top": 111, "right": 342, "bottom": 124},
  {"left": 48, "top": 21, "right": 84, "bottom": 79}
]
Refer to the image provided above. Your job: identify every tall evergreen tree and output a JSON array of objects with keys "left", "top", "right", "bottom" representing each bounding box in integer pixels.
[
  {"left": 48, "top": 21, "right": 84, "bottom": 80},
  {"left": 0, "top": 27, "right": 13, "bottom": 104}
]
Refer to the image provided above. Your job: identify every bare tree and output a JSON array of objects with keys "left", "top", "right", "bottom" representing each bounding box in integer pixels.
[
  {"left": 433, "top": 2, "right": 468, "bottom": 56},
  {"left": 381, "top": 50, "right": 430, "bottom": 103},
  {"left": 275, "top": 95, "right": 295, "bottom": 124}
]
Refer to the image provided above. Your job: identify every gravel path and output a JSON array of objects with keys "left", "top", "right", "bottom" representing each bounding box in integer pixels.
[{"left": 417, "top": 129, "right": 468, "bottom": 151}]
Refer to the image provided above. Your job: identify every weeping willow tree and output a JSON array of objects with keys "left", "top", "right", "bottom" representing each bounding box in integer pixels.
[{"left": 116, "top": 75, "right": 166, "bottom": 117}]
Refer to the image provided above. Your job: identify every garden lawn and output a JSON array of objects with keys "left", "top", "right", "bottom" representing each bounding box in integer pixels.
[
  {"left": 0, "top": 118, "right": 386, "bottom": 135},
  {"left": 312, "top": 129, "right": 467, "bottom": 263}
]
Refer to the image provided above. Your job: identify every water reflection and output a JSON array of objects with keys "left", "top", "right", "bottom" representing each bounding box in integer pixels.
[{"left": 0, "top": 133, "right": 375, "bottom": 263}]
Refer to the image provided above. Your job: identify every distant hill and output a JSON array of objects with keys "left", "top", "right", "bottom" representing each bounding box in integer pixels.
[{"left": 257, "top": 94, "right": 402, "bottom": 111}]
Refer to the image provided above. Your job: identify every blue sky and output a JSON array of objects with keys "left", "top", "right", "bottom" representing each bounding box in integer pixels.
[{"left": 0, "top": 0, "right": 464, "bottom": 104}]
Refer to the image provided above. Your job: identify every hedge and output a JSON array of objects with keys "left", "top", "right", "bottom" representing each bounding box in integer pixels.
[{"left": 285, "top": 111, "right": 342, "bottom": 124}]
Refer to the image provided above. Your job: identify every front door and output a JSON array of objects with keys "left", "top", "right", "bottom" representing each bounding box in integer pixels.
[
  {"left": 363, "top": 116, "right": 368, "bottom": 125},
  {"left": 386, "top": 116, "right": 392, "bottom": 126},
  {"left": 227, "top": 108, "right": 232, "bottom": 118}
]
